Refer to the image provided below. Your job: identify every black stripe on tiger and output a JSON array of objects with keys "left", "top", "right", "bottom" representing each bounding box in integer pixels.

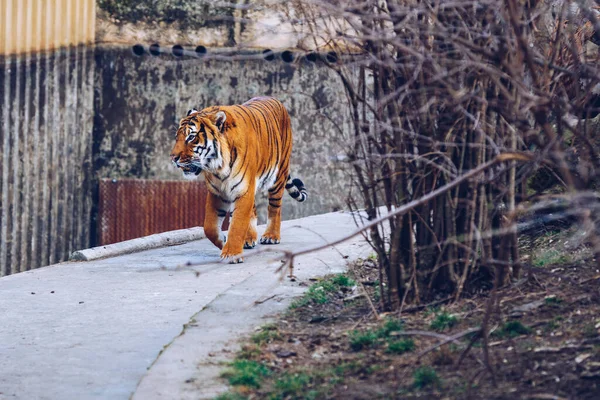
[{"left": 285, "top": 176, "right": 307, "bottom": 202}]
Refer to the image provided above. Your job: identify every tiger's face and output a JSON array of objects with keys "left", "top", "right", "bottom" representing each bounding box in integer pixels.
[{"left": 170, "top": 109, "right": 227, "bottom": 178}]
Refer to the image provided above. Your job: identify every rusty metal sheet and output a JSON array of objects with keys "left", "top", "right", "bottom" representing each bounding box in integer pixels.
[{"left": 98, "top": 178, "right": 230, "bottom": 245}]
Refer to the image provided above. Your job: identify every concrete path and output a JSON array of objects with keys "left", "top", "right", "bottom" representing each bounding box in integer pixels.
[{"left": 0, "top": 211, "right": 371, "bottom": 400}]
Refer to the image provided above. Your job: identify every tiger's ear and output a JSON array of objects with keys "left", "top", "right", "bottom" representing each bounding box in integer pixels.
[
  {"left": 215, "top": 111, "right": 227, "bottom": 131},
  {"left": 187, "top": 108, "right": 198, "bottom": 116}
]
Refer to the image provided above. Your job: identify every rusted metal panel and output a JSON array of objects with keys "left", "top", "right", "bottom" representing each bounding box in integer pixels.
[{"left": 98, "top": 179, "right": 227, "bottom": 246}]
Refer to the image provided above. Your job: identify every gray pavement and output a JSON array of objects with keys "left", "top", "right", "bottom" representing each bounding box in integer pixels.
[{"left": 0, "top": 211, "right": 371, "bottom": 400}]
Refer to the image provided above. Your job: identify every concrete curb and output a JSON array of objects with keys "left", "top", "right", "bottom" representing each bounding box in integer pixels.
[{"left": 69, "top": 227, "right": 206, "bottom": 261}]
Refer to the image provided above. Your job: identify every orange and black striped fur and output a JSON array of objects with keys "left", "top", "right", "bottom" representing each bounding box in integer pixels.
[{"left": 170, "top": 97, "right": 307, "bottom": 263}]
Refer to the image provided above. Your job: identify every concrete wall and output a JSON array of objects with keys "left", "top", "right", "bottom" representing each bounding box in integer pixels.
[
  {"left": 95, "top": 0, "right": 302, "bottom": 49},
  {"left": 93, "top": 47, "right": 352, "bottom": 224}
]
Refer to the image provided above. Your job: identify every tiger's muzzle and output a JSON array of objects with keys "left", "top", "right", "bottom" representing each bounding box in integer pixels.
[
  {"left": 171, "top": 155, "right": 202, "bottom": 176},
  {"left": 181, "top": 164, "right": 202, "bottom": 175}
]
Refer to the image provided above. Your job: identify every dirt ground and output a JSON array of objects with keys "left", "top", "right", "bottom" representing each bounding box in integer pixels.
[{"left": 216, "top": 227, "right": 600, "bottom": 400}]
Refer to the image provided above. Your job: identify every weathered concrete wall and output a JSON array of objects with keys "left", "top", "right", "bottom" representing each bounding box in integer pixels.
[
  {"left": 0, "top": 47, "right": 96, "bottom": 276},
  {"left": 93, "top": 46, "right": 352, "bottom": 224},
  {"left": 95, "top": 0, "right": 301, "bottom": 49}
]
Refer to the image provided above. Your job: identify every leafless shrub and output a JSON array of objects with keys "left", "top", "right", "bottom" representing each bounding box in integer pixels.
[{"left": 281, "top": 0, "right": 600, "bottom": 309}]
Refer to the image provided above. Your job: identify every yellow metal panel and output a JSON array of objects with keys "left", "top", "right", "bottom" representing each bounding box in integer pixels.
[
  {"left": 45, "top": 0, "right": 53, "bottom": 51},
  {"left": 24, "top": 0, "right": 32, "bottom": 53},
  {"left": 53, "top": 0, "right": 61, "bottom": 50},
  {"left": 73, "top": 0, "right": 81, "bottom": 47},
  {"left": 63, "top": 0, "right": 72, "bottom": 48},
  {"left": 0, "top": 0, "right": 96, "bottom": 54},
  {"left": 82, "top": 0, "right": 88, "bottom": 44},
  {"left": 0, "top": 0, "right": 5, "bottom": 55},
  {"left": 5, "top": 0, "right": 13, "bottom": 54},
  {"left": 89, "top": 0, "right": 96, "bottom": 44},
  {"left": 57, "top": 0, "right": 65, "bottom": 48},
  {"left": 17, "top": 0, "right": 22, "bottom": 53},
  {"left": 15, "top": 0, "right": 24, "bottom": 54},
  {"left": 33, "top": 0, "right": 43, "bottom": 52},
  {"left": 86, "top": 0, "right": 95, "bottom": 45}
]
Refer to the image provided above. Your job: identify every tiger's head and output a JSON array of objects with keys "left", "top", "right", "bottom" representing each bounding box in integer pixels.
[{"left": 170, "top": 108, "right": 228, "bottom": 178}]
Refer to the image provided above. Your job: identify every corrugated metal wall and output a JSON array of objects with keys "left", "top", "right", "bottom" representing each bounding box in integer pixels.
[
  {"left": 98, "top": 179, "right": 226, "bottom": 245},
  {"left": 0, "top": 0, "right": 95, "bottom": 56},
  {"left": 0, "top": 47, "right": 95, "bottom": 276},
  {"left": 0, "top": 1, "right": 96, "bottom": 276}
]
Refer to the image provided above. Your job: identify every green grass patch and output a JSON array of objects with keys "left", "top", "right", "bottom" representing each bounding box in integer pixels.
[
  {"left": 544, "top": 296, "right": 564, "bottom": 307},
  {"left": 322, "top": 361, "right": 364, "bottom": 385},
  {"left": 494, "top": 321, "right": 532, "bottom": 339},
  {"left": 386, "top": 338, "right": 415, "bottom": 354},
  {"left": 290, "top": 274, "right": 355, "bottom": 309},
  {"left": 376, "top": 318, "right": 404, "bottom": 338},
  {"left": 237, "top": 344, "right": 261, "bottom": 360},
  {"left": 371, "top": 279, "right": 382, "bottom": 303},
  {"left": 214, "top": 392, "right": 248, "bottom": 400},
  {"left": 332, "top": 361, "right": 363, "bottom": 376},
  {"left": 221, "top": 360, "right": 271, "bottom": 388},
  {"left": 583, "top": 323, "right": 598, "bottom": 338},
  {"left": 413, "top": 366, "right": 441, "bottom": 389},
  {"left": 544, "top": 317, "right": 562, "bottom": 333},
  {"left": 348, "top": 318, "right": 406, "bottom": 352},
  {"left": 349, "top": 329, "right": 378, "bottom": 351},
  {"left": 423, "top": 306, "right": 440, "bottom": 317},
  {"left": 366, "top": 364, "right": 384, "bottom": 374},
  {"left": 330, "top": 274, "right": 355, "bottom": 288},
  {"left": 251, "top": 324, "right": 281, "bottom": 346},
  {"left": 430, "top": 311, "right": 459, "bottom": 332},
  {"left": 533, "top": 249, "right": 570, "bottom": 267},
  {"left": 272, "top": 372, "right": 314, "bottom": 399}
]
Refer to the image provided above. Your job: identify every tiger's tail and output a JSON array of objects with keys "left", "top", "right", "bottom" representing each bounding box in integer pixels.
[{"left": 285, "top": 175, "right": 307, "bottom": 202}]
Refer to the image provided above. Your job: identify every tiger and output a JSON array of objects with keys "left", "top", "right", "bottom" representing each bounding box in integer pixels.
[{"left": 169, "top": 97, "right": 308, "bottom": 263}]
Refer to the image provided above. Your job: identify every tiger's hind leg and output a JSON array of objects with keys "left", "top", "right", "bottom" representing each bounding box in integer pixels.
[
  {"left": 244, "top": 204, "right": 258, "bottom": 249},
  {"left": 260, "top": 175, "right": 285, "bottom": 245}
]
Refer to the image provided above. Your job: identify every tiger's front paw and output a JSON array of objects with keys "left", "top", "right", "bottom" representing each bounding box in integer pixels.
[
  {"left": 260, "top": 232, "right": 280, "bottom": 245},
  {"left": 220, "top": 243, "right": 244, "bottom": 264}
]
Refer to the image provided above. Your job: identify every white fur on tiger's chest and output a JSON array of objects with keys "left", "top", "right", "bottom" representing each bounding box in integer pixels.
[
  {"left": 205, "top": 166, "right": 278, "bottom": 202},
  {"left": 206, "top": 175, "right": 247, "bottom": 201}
]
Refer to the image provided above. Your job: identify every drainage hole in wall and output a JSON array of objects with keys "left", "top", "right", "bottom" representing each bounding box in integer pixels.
[
  {"left": 132, "top": 44, "right": 145, "bottom": 56},
  {"left": 149, "top": 43, "right": 161, "bottom": 56},
  {"left": 263, "top": 49, "right": 275, "bottom": 61},
  {"left": 282, "top": 50, "right": 295, "bottom": 63},
  {"left": 172, "top": 45, "right": 184, "bottom": 57}
]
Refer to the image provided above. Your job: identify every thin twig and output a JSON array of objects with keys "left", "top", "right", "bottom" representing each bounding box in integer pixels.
[{"left": 417, "top": 327, "right": 482, "bottom": 360}]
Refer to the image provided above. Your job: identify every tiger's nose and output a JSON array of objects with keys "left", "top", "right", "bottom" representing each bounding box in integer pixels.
[{"left": 171, "top": 155, "right": 180, "bottom": 164}]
